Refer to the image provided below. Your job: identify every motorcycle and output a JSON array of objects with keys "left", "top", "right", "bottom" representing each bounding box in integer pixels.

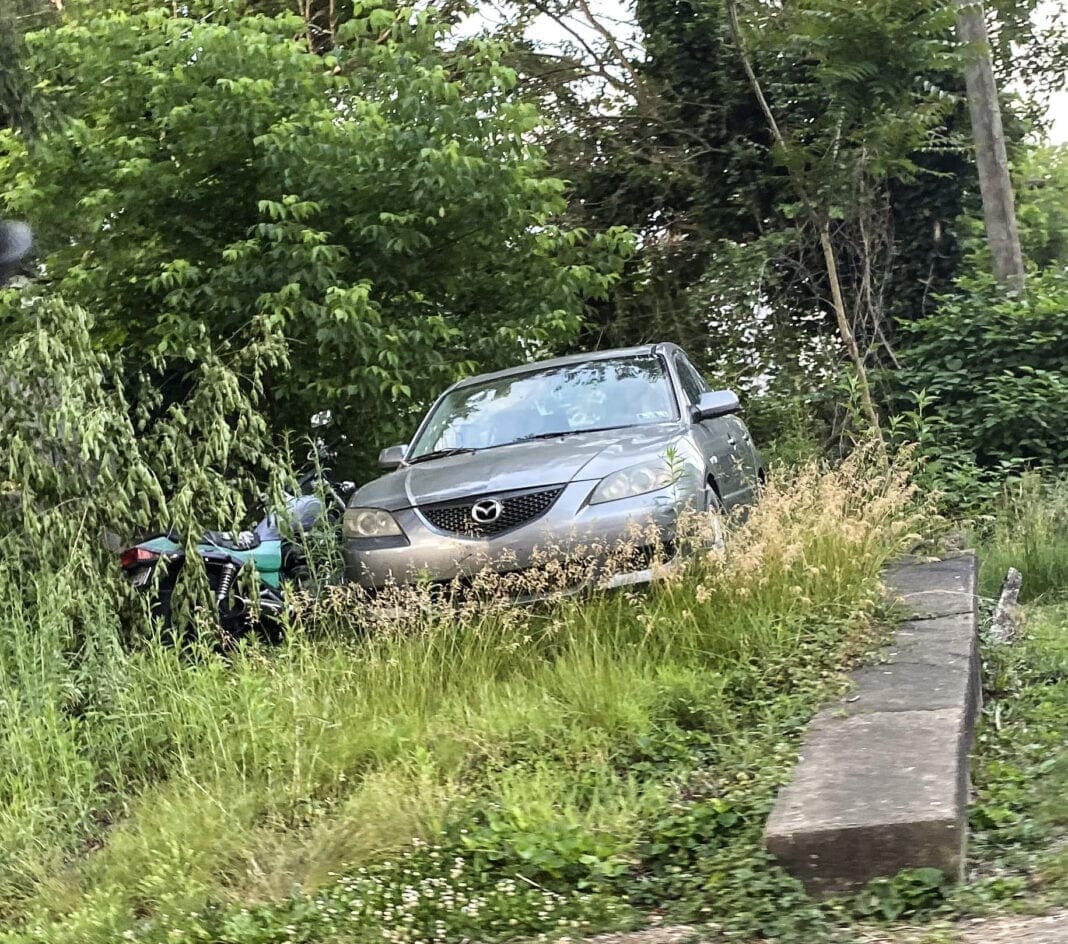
[
  {"left": 118, "top": 435, "right": 356, "bottom": 641},
  {"left": 4, "top": 221, "right": 356, "bottom": 640}
]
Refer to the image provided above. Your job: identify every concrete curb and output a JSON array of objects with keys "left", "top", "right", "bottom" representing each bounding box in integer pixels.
[{"left": 764, "top": 553, "right": 980, "bottom": 896}]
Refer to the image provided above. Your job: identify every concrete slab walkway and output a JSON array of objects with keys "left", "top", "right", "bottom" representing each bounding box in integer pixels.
[{"left": 764, "top": 554, "right": 981, "bottom": 896}]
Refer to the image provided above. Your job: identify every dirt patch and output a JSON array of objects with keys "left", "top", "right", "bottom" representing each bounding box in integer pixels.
[
  {"left": 565, "top": 911, "right": 1068, "bottom": 944},
  {"left": 853, "top": 910, "right": 1068, "bottom": 943},
  {"left": 560, "top": 925, "right": 701, "bottom": 944}
]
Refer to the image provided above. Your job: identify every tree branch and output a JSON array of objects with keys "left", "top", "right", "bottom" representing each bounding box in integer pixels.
[{"left": 726, "top": 0, "right": 881, "bottom": 436}]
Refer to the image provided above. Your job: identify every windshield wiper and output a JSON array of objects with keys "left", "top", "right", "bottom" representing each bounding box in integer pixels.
[
  {"left": 514, "top": 425, "right": 633, "bottom": 443},
  {"left": 410, "top": 426, "right": 635, "bottom": 461},
  {"left": 406, "top": 447, "right": 479, "bottom": 465}
]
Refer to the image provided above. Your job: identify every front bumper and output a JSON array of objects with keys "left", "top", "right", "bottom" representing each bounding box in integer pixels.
[{"left": 343, "top": 479, "right": 691, "bottom": 591}]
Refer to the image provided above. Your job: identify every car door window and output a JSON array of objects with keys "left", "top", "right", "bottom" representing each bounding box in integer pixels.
[{"left": 674, "top": 354, "right": 708, "bottom": 406}]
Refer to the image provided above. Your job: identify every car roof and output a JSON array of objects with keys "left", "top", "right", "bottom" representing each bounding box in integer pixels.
[{"left": 447, "top": 343, "right": 683, "bottom": 392}]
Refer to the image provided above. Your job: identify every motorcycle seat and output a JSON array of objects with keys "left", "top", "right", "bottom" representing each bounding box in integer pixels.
[{"left": 203, "top": 530, "right": 262, "bottom": 551}]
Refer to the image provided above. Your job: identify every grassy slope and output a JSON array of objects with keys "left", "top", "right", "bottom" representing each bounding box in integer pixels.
[
  {"left": 845, "top": 480, "right": 1068, "bottom": 937},
  {"left": 958, "top": 604, "right": 1068, "bottom": 913},
  {"left": 0, "top": 449, "right": 920, "bottom": 944}
]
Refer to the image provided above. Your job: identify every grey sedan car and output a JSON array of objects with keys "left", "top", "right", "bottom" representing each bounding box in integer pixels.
[{"left": 343, "top": 343, "right": 762, "bottom": 590}]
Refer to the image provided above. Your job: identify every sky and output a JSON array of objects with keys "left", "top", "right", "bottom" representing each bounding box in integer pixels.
[
  {"left": 481, "top": 0, "right": 1068, "bottom": 145},
  {"left": 1032, "top": 2, "right": 1068, "bottom": 143},
  {"left": 1049, "top": 90, "right": 1068, "bottom": 142}
]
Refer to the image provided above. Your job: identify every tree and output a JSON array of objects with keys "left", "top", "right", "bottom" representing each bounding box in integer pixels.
[
  {"left": 1, "top": 6, "right": 630, "bottom": 469},
  {"left": 478, "top": 1, "right": 985, "bottom": 436},
  {"left": 722, "top": 0, "right": 975, "bottom": 433},
  {"left": 0, "top": 0, "right": 55, "bottom": 135},
  {"left": 955, "top": 0, "right": 1026, "bottom": 290}
]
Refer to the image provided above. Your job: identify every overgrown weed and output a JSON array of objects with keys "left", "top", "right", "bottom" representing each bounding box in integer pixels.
[
  {"left": 0, "top": 445, "right": 923, "bottom": 942},
  {"left": 943, "top": 603, "right": 1068, "bottom": 917},
  {"left": 975, "top": 475, "right": 1068, "bottom": 602}
]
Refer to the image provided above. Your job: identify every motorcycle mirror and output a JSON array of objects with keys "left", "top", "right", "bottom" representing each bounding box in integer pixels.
[{"left": 0, "top": 221, "right": 33, "bottom": 282}]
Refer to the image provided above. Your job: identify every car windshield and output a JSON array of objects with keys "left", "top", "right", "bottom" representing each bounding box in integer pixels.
[{"left": 408, "top": 355, "right": 678, "bottom": 459}]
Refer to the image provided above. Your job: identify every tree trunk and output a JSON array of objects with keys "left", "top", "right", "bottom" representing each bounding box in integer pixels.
[
  {"left": 819, "top": 220, "right": 882, "bottom": 435},
  {"left": 955, "top": 1, "right": 1026, "bottom": 291}
]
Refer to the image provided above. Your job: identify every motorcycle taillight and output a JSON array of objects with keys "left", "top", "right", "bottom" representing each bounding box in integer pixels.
[{"left": 119, "top": 547, "right": 160, "bottom": 570}]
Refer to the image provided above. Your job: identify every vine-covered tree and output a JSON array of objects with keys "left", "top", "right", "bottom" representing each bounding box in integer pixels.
[
  {"left": 482, "top": 3, "right": 977, "bottom": 348},
  {"left": 477, "top": 0, "right": 1050, "bottom": 442}
]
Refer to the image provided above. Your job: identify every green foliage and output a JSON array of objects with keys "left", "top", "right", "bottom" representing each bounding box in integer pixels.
[
  {"left": 887, "top": 270, "right": 1068, "bottom": 480},
  {"left": 731, "top": 0, "right": 970, "bottom": 396},
  {"left": 0, "top": 294, "right": 288, "bottom": 569},
  {"left": 0, "top": 0, "right": 54, "bottom": 135},
  {"left": 886, "top": 390, "right": 1027, "bottom": 517},
  {"left": 0, "top": 293, "right": 294, "bottom": 920},
  {"left": 958, "top": 144, "right": 1068, "bottom": 274},
  {"left": 1, "top": 6, "right": 630, "bottom": 469},
  {"left": 65, "top": 0, "right": 319, "bottom": 17},
  {"left": 1015, "top": 145, "right": 1068, "bottom": 270},
  {"left": 746, "top": 0, "right": 961, "bottom": 195},
  {"left": 0, "top": 450, "right": 920, "bottom": 942},
  {"left": 950, "top": 602, "right": 1068, "bottom": 913},
  {"left": 976, "top": 476, "right": 1068, "bottom": 602},
  {"left": 849, "top": 868, "right": 949, "bottom": 922}
]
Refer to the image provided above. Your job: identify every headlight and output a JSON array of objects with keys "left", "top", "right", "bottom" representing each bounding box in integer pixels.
[
  {"left": 589, "top": 462, "right": 675, "bottom": 504},
  {"left": 343, "top": 507, "right": 404, "bottom": 539}
]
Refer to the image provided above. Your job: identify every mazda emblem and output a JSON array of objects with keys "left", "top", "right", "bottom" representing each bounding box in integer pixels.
[{"left": 470, "top": 498, "right": 503, "bottom": 524}]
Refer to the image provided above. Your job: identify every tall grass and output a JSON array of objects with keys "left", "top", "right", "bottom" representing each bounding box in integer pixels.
[
  {"left": 0, "top": 446, "right": 921, "bottom": 942},
  {"left": 977, "top": 475, "right": 1068, "bottom": 602}
]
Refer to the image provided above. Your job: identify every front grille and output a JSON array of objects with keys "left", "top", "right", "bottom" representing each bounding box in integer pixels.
[{"left": 419, "top": 486, "right": 565, "bottom": 538}]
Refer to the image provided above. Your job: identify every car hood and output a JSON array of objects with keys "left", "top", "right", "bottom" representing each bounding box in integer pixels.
[{"left": 353, "top": 423, "right": 686, "bottom": 511}]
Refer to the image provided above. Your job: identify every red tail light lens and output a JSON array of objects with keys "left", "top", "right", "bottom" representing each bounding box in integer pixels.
[{"left": 119, "top": 547, "right": 160, "bottom": 570}]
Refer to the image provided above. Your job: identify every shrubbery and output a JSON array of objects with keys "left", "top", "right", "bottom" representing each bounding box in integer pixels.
[{"left": 887, "top": 270, "right": 1068, "bottom": 470}]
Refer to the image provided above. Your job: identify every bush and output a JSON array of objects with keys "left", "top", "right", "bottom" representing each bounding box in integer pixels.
[
  {"left": 888, "top": 270, "right": 1068, "bottom": 475},
  {"left": 1, "top": 6, "right": 630, "bottom": 473}
]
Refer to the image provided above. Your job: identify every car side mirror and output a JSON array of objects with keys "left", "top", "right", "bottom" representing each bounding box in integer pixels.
[
  {"left": 694, "top": 390, "right": 740, "bottom": 421},
  {"left": 378, "top": 444, "right": 408, "bottom": 470}
]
